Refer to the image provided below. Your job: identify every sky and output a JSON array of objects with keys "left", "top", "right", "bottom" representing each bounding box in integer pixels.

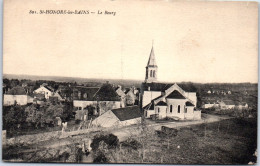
[{"left": 3, "top": 0, "right": 258, "bottom": 83}]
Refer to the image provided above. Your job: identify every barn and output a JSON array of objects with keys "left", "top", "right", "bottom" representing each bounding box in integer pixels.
[{"left": 92, "top": 106, "right": 142, "bottom": 128}]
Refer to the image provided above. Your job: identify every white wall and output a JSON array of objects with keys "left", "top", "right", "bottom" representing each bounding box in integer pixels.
[
  {"left": 4, "top": 95, "right": 28, "bottom": 106},
  {"left": 34, "top": 87, "right": 52, "bottom": 99},
  {"left": 184, "top": 106, "right": 194, "bottom": 119},
  {"left": 73, "top": 100, "right": 96, "bottom": 109},
  {"left": 166, "top": 98, "right": 187, "bottom": 120},
  {"left": 142, "top": 91, "right": 162, "bottom": 107},
  {"left": 155, "top": 105, "right": 167, "bottom": 119},
  {"left": 92, "top": 110, "right": 119, "bottom": 127},
  {"left": 185, "top": 92, "right": 197, "bottom": 107},
  {"left": 145, "top": 110, "right": 156, "bottom": 118},
  {"left": 119, "top": 117, "right": 142, "bottom": 126}
]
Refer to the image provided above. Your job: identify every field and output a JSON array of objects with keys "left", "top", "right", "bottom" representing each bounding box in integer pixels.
[
  {"left": 2, "top": 117, "right": 257, "bottom": 164},
  {"left": 93, "top": 117, "right": 257, "bottom": 164}
]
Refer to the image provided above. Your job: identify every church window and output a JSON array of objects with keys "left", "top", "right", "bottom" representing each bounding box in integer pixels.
[
  {"left": 178, "top": 105, "right": 181, "bottom": 113},
  {"left": 146, "top": 70, "right": 148, "bottom": 78},
  {"left": 170, "top": 105, "right": 172, "bottom": 113},
  {"left": 185, "top": 107, "right": 187, "bottom": 113},
  {"left": 153, "top": 70, "right": 155, "bottom": 77},
  {"left": 158, "top": 107, "right": 160, "bottom": 114},
  {"left": 150, "top": 70, "right": 153, "bottom": 77}
]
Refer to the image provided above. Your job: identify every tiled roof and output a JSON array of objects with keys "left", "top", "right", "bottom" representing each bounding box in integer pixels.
[
  {"left": 94, "top": 83, "right": 120, "bottom": 101},
  {"left": 72, "top": 86, "right": 100, "bottom": 101},
  {"left": 6, "top": 86, "right": 27, "bottom": 95},
  {"left": 166, "top": 90, "right": 186, "bottom": 99},
  {"left": 111, "top": 106, "right": 141, "bottom": 121}
]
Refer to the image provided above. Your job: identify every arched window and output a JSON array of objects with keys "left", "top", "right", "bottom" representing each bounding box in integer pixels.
[
  {"left": 146, "top": 70, "right": 148, "bottom": 78},
  {"left": 150, "top": 70, "right": 153, "bottom": 77},
  {"left": 153, "top": 70, "right": 156, "bottom": 77},
  {"left": 158, "top": 107, "right": 160, "bottom": 114},
  {"left": 178, "top": 105, "right": 181, "bottom": 113},
  {"left": 170, "top": 105, "right": 173, "bottom": 113}
]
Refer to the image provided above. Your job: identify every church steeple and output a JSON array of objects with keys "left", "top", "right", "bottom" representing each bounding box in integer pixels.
[
  {"left": 145, "top": 46, "right": 158, "bottom": 83},
  {"left": 147, "top": 47, "right": 157, "bottom": 67}
]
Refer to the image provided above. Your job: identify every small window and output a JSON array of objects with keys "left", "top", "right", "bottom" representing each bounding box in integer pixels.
[
  {"left": 153, "top": 70, "right": 155, "bottom": 77},
  {"left": 170, "top": 105, "right": 172, "bottom": 113},
  {"left": 150, "top": 70, "right": 153, "bottom": 77},
  {"left": 185, "top": 107, "right": 187, "bottom": 113},
  {"left": 158, "top": 107, "right": 160, "bottom": 113},
  {"left": 178, "top": 105, "right": 181, "bottom": 113}
]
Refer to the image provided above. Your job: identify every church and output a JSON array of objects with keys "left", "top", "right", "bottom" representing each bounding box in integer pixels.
[{"left": 140, "top": 47, "right": 201, "bottom": 120}]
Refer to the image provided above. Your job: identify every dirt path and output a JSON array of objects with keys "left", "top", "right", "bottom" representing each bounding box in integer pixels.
[
  {"left": 111, "top": 114, "right": 231, "bottom": 141},
  {"left": 5, "top": 114, "right": 231, "bottom": 157}
]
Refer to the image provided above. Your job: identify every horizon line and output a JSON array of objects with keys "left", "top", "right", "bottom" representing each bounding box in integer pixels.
[{"left": 2, "top": 73, "right": 258, "bottom": 84}]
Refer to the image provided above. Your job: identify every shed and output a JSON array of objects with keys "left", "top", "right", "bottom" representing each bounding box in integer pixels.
[{"left": 92, "top": 106, "right": 142, "bottom": 128}]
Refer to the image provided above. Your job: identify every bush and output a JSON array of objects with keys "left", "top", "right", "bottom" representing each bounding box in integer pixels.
[
  {"left": 120, "top": 138, "right": 142, "bottom": 150},
  {"left": 91, "top": 133, "right": 119, "bottom": 151},
  {"left": 75, "top": 119, "right": 81, "bottom": 124},
  {"left": 93, "top": 152, "right": 108, "bottom": 163}
]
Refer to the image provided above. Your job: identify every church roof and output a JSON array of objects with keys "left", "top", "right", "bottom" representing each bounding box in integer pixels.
[
  {"left": 143, "top": 102, "right": 155, "bottom": 110},
  {"left": 146, "top": 47, "right": 157, "bottom": 67},
  {"left": 156, "top": 101, "right": 167, "bottom": 106},
  {"left": 166, "top": 90, "right": 186, "bottom": 99},
  {"left": 142, "top": 82, "right": 197, "bottom": 92},
  {"left": 185, "top": 101, "right": 194, "bottom": 106}
]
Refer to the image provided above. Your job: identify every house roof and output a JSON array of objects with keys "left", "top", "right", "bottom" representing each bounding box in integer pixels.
[
  {"left": 33, "top": 93, "right": 45, "bottom": 100},
  {"left": 94, "top": 83, "right": 121, "bottom": 101},
  {"left": 6, "top": 86, "right": 27, "bottom": 95},
  {"left": 166, "top": 90, "right": 186, "bottom": 99},
  {"left": 156, "top": 101, "right": 167, "bottom": 106},
  {"left": 142, "top": 82, "right": 197, "bottom": 92},
  {"left": 147, "top": 47, "right": 157, "bottom": 67},
  {"left": 186, "top": 101, "right": 194, "bottom": 106},
  {"left": 72, "top": 86, "right": 100, "bottom": 101},
  {"left": 111, "top": 106, "right": 141, "bottom": 121}
]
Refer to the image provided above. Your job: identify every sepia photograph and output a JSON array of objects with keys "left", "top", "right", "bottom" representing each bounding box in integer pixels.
[{"left": 2, "top": 0, "right": 258, "bottom": 164}]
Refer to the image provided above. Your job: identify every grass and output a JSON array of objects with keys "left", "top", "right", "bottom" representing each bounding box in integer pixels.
[
  {"left": 101, "top": 117, "right": 257, "bottom": 164},
  {"left": 3, "top": 117, "right": 257, "bottom": 164}
]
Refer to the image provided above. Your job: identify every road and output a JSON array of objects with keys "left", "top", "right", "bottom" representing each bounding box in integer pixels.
[
  {"left": 4, "top": 113, "right": 231, "bottom": 162},
  {"left": 111, "top": 113, "right": 231, "bottom": 141}
]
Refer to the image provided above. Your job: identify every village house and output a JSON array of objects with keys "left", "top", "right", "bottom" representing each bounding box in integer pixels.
[
  {"left": 140, "top": 47, "right": 201, "bottom": 120},
  {"left": 32, "top": 93, "right": 45, "bottom": 105},
  {"left": 125, "top": 88, "right": 136, "bottom": 106},
  {"left": 202, "top": 101, "right": 219, "bottom": 109},
  {"left": 56, "top": 85, "right": 73, "bottom": 101},
  {"left": 4, "top": 86, "right": 33, "bottom": 106},
  {"left": 218, "top": 100, "right": 236, "bottom": 109},
  {"left": 73, "top": 83, "right": 121, "bottom": 119},
  {"left": 115, "top": 85, "right": 126, "bottom": 108},
  {"left": 34, "top": 84, "right": 54, "bottom": 99},
  {"left": 92, "top": 106, "right": 142, "bottom": 128},
  {"left": 236, "top": 102, "right": 249, "bottom": 110}
]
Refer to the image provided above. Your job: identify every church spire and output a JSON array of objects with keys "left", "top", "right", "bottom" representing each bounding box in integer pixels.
[
  {"left": 147, "top": 46, "right": 157, "bottom": 67},
  {"left": 145, "top": 46, "right": 158, "bottom": 83}
]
